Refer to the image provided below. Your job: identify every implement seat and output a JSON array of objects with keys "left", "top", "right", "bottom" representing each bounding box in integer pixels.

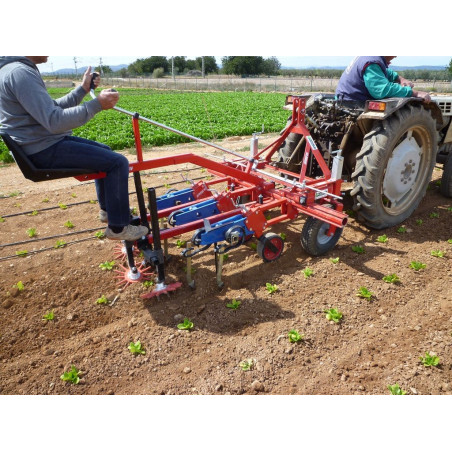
[{"left": 0, "top": 132, "right": 98, "bottom": 182}]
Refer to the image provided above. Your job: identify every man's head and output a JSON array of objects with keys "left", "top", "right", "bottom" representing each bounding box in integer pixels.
[
  {"left": 383, "top": 56, "right": 397, "bottom": 64},
  {"left": 25, "top": 56, "right": 49, "bottom": 65}
]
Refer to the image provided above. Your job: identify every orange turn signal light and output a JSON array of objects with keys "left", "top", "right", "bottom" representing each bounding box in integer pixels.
[{"left": 368, "top": 101, "right": 386, "bottom": 112}]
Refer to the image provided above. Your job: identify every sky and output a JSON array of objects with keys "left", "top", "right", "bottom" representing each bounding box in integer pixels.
[{"left": 39, "top": 55, "right": 452, "bottom": 73}]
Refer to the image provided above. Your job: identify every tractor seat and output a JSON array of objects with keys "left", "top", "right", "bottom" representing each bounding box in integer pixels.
[{"left": 0, "top": 132, "right": 98, "bottom": 182}]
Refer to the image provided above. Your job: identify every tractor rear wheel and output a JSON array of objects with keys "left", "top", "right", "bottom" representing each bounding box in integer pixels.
[
  {"left": 440, "top": 154, "right": 452, "bottom": 198},
  {"left": 351, "top": 104, "right": 437, "bottom": 229}
]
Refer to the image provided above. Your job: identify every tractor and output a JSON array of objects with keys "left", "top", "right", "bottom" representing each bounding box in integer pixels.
[{"left": 276, "top": 93, "right": 452, "bottom": 229}]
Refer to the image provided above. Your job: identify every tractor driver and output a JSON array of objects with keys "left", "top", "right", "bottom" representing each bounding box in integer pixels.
[
  {"left": 335, "top": 56, "right": 431, "bottom": 104},
  {"left": 0, "top": 56, "right": 148, "bottom": 241}
]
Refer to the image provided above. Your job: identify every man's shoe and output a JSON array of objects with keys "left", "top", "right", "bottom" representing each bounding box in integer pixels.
[{"left": 105, "top": 224, "right": 149, "bottom": 241}]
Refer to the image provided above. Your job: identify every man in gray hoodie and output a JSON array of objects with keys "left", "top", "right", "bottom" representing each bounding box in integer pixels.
[{"left": 0, "top": 56, "right": 148, "bottom": 241}]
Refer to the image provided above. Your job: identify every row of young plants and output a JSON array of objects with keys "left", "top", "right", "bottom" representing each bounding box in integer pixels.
[{"left": 15, "top": 205, "right": 450, "bottom": 392}]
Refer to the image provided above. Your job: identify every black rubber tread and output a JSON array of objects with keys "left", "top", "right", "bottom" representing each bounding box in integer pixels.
[
  {"left": 257, "top": 232, "right": 284, "bottom": 263},
  {"left": 300, "top": 217, "right": 343, "bottom": 257},
  {"left": 278, "top": 119, "right": 303, "bottom": 172},
  {"left": 440, "top": 154, "right": 452, "bottom": 198},
  {"left": 350, "top": 104, "right": 437, "bottom": 229}
]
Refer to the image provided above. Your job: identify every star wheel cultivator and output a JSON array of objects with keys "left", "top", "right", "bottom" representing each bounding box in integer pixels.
[{"left": 77, "top": 90, "right": 348, "bottom": 298}]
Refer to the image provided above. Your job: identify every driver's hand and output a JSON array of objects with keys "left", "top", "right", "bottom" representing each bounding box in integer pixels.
[
  {"left": 97, "top": 89, "right": 119, "bottom": 110},
  {"left": 81, "top": 66, "right": 100, "bottom": 92},
  {"left": 414, "top": 91, "right": 431, "bottom": 103},
  {"left": 399, "top": 76, "right": 414, "bottom": 88}
]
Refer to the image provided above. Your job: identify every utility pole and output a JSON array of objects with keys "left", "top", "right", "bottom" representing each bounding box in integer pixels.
[
  {"left": 201, "top": 56, "right": 205, "bottom": 78},
  {"left": 73, "top": 57, "right": 78, "bottom": 76},
  {"left": 172, "top": 56, "right": 175, "bottom": 80},
  {"left": 99, "top": 57, "right": 104, "bottom": 75}
]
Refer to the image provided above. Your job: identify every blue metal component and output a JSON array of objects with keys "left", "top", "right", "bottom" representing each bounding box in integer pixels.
[
  {"left": 170, "top": 199, "right": 220, "bottom": 226},
  {"left": 156, "top": 188, "right": 195, "bottom": 210},
  {"left": 195, "top": 215, "right": 253, "bottom": 246}
]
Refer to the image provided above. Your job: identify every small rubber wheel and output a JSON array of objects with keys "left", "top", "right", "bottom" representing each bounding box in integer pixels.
[
  {"left": 300, "top": 217, "right": 343, "bottom": 256},
  {"left": 257, "top": 232, "right": 284, "bottom": 263}
]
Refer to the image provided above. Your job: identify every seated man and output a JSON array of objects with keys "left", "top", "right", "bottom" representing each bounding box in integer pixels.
[
  {"left": 0, "top": 56, "right": 148, "bottom": 241},
  {"left": 335, "top": 56, "right": 431, "bottom": 103}
]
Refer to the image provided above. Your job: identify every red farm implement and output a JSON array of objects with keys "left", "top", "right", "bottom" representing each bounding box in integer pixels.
[{"left": 2, "top": 90, "right": 348, "bottom": 298}]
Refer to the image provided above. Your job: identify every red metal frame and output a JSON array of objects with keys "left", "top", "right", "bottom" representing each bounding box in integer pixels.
[{"left": 75, "top": 96, "right": 347, "bottom": 245}]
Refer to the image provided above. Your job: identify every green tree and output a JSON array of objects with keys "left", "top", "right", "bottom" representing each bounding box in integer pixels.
[
  {"left": 128, "top": 57, "right": 169, "bottom": 75},
  {"left": 448, "top": 58, "right": 452, "bottom": 78},
  {"left": 195, "top": 56, "right": 219, "bottom": 74},
  {"left": 261, "top": 57, "right": 281, "bottom": 76},
  {"left": 221, "top": 56, "right": 265, "bottom": 76},
  {"left": 172, "top": 56, "right": 186, "bottom": 74}
]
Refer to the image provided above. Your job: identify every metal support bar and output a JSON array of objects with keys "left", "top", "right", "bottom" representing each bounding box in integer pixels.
[{"left": 148, "top": 188, "right": 165, "bottom": 283}]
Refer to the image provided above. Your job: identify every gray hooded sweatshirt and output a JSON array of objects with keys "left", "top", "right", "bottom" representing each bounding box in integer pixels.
[{"left": 0, "top": 56, "right": 102, "bottom": 155}]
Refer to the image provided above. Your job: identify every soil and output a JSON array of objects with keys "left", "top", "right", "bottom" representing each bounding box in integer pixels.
[{"left": 0, "top": 134, "right": 451, "bottom": 396}]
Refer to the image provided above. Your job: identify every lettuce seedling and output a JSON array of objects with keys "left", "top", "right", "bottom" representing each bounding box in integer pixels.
[
  {"left": 415, "top": 219, "right": 423, "bottom": 226},
  {"left": 176, "top": 239, "right": 186, "bottom": 248},
  {"left": 429, "top": 212, "right": 439, "bottom": 218},
  {"left": 13, "top": 281, "right": 24, "bottom": 291},
  {"left": 43, "top": 310, "right": 54, "bottom": 321},
  {"left": 382, "top": 274, "right": 400, "bottom": 284},
  {"left": 410, "top": 261, "right": 426, "bottom": 271},
  {"left": 279, "top": 233, "right": 287, "bottom": 241},
  {"left": 54, "top": 240, "right": 66, "bottom": 249},
  {"left": 239, "top": 359, "right": 254, "bottom": 371},
  {"left": 330, "top": 257, "right": 340, "bottom": 264},
  {"left": 64, "top": 221, "right": 74, "bottom": 229},
  {"left": 302, "top": 267, "right": 314, "bottom": 278},
  {"left": 397, "top": 226, "right": 407, "bottom": 233},
  {"left": 376, "top": 234, "right": 388, "bottom": 243},
  {"left": 16, "top": 250, "right": 28, "bottom": 257},
  {"left": 351, "top": 245, "right": 365, "bottom": 254},
  {"left": 419, "top": 352, "right": 440, "bottom": 367},
  {"left": 265, "top": 283, "right": 278, "bottom": 294},
  {"left": 96, "top": 295, "right": 109, "bottom": 305},
  {"left": 325, "top": 308, "right": 343, "bottom": 323},
  {"left": 94, "top": 231, "right": 105, "bottom": 239},
  {"left": 387, "top": 384, "right": 406, "bottom": 395},
  {"left": 430, "top": 250, "right": 445, "bottom": 258},
  {"left": 357, "top": 286, "right": 373, "bottom": 299},
  {"left": 99, "top": 260, "right": 116, "bottom": 271},
  {"left": 177, "top": 318, "right": 194, "bottom": 330},
  {"left": 142, "top": 280, "right": 154, "bottom": 288},
  {"left": 58, "top": 202, "right": 67, "bottom": 210},
  {"left": 128, "top": 341, "right": 146, "bottom": 355},
  {"left": 26, "top": 228, "right": 37, "bottom": 237},
  {"left": 288, "top": 330, "right": 304, "bottom": 343},
  {"left": 226, "top": 299, "right": 241, "bottom": 310},
  {"left": 60, "top": 365, "right": 81, "bottom": 384}
]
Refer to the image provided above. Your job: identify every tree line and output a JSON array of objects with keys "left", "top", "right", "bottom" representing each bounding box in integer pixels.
[{"left": 95, "top": 57, "right": 452, "bottom": 81}]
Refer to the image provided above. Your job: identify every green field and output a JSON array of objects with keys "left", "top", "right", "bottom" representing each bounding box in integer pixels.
[{"left": 0, "top": 89, "right": 289, "bottom": 162}]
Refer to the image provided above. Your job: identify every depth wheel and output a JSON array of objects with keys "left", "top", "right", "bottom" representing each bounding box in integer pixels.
[
  {"left": 300, "top": 217, "right": 342, "bottom": 256},
  {"left": 257, "top": 233, "right": 284, "bottom": 263}
]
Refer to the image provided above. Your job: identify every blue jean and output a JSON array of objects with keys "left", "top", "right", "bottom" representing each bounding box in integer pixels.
[{"left": 28, "top": 136, "right": 130, "bottom": 227}]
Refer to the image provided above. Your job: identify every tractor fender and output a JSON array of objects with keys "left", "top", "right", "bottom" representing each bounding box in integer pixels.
[{"left": 357, "top": 97, "right": 444, "bottom": 127}]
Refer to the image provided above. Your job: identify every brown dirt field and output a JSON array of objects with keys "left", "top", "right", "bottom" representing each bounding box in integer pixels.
[{"left": 0, "top": 134, "right": 451, "bottom": 396}]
